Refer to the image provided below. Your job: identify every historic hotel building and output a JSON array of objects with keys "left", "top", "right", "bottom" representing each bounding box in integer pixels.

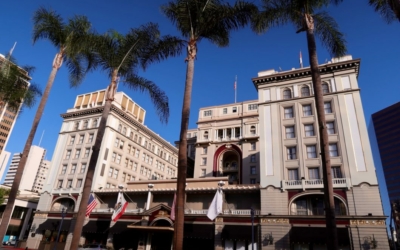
[{"left": 27, "top": 55, "right": 388, "bottom": 250}]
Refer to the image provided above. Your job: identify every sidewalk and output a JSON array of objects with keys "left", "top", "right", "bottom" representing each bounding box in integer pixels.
[{"left": 0, "top": 246, "right": 31, "bottom": 250}]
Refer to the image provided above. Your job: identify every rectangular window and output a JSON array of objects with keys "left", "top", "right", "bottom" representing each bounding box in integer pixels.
[
  {"left": 305, "top": 124, "right": 315, "bottom": 137},
  {"left": 284, "top": 107, "right": 294, "bottom": 118},
  {"left": 203, "top": 147, "right": 207, "bottom": 154},
  {"left": 80, "top": 163, "right": 87, "bottom": 173},
  {"left": 303, "top": 104, "right": 312, "bottom": 116},
  {"left": 287, "top": 147, "right": 297, "bottom": 160},
  {"left": 78, "top": 135, "right": 84, "bottom": 144},
  {"left": 327, "top": 121, "right": 335, "bottom": 134},
  {"left": 285, "top": 126, "right": 295, "bottom": 139},
  {"left": 250, "top": 142, "right": 256, "bottom": 150},
  {"left": 88, "top": 133, "right": 94, "bottom": 143},
  {"left": 331, "top": 167, "right": 343, "bottom": 178},
  {"left": 135, "top": 149, "right": 140, "bottom": 158},
  {"left": 84, "top": 148, "right": 90, "bottom": 158},
  {"left": 204, "top": 110, "right": 212, "bottom": 116},
  {"left": 250, "top": 178, "right": 256, "bottom": 184},
  {"left": 61, "top": 165, "right": 67, "bottom": 174},
  {"left": 248, "top": 104, "right": 258, "bottom": 110},
  {"left": 202, "top": 157, "right": 207, "bottom": 165},
  {"left": 133, "top": 162, "right": 138, "bottom": 171},
  {"left": 288, "top": 169, "right": 299, "bottom": 180},
  {"left": 308, "top": 168, "right": 320, "bottom": 179},
  {"left": 108, "top": 167, "right": 113, "bottom": 177},
  {"left": 250, "top": 154, "right": 256, "bottom": 162},
  {"left": 116, "top": 154, "right": 121, "bottom": 164},
  {"left": 76, "top": 179, "right": 82, "bottom": 188},
  {"left": 124, "top": 158, "right": 129, "bottom": 168},
  {"left": 106, "top": 183, "right": 110, "bottom": 189},
  {"left": 57, "top": 180, "right": 63, "bottom": 188},
  {"left": 324, "top": 102, "right": 332, "bottom": 114},
  {"left": 306, "top": 145, "right": 317, "bottom": 158},
  {"left": 329, "top": 143, "right": 339, "bottom": 157},
  {"left": 222, "top": 108, "right": 227, "bottom": 114},
  {"left": 112, "top": 152, "right": 117, "bottom": 162},
  {"left": 74, "top": 149, "right": 81, "bottom": 159},
  {"left": 113, "top": 169, "right": 119, "bottom": 179},
  {"left": 65, "top": 150, "right": 71, "bottom": 159},
  {"left": 201, "top": 169, "right": 206, "bottom": 177},
  {"left": 122, "top": 172, "right": 126, "bottom": 182},
  {"left": 250, "top": 166, "right": 256, "bottom": 175},
  {"left": 69, "top": 136, "right": 75, "bottom": 145},
  {"left": 232, "top": 107, "right": 237, "bottom": 113},
  {"left": 67, "top": 179, "right": 73, "bottom": 188},
  {"left": 70, "top": 164, "right": 77, "bottom": 174},
  {"left": 114, "top": 138, "right": 120, "bottom": 148}
]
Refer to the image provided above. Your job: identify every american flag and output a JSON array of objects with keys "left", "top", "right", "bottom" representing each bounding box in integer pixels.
[{"left": 86, "top": 194, "right": 97, "bottom": 217}]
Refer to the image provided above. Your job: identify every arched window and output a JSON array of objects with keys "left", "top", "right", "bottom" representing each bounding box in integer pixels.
[
  {"left": 290, "top": 195, "right": 347, "bottom": 216},
  {"left": 139, "top": 137, "right": 142, "bottom": 144},
  {"left": 322, "top": 83, "right": 330, "bottom": 94},
  {"left": 204, "top": 131, "right": 209, "bottom": 139},
  {"left": 152, "top": 145, "right": 155, "bottom": 152},
  {"left": 130, "top": 132, "right": 133, "bottom": 139},
  {"left": 74, "top": 122, "right": 80, "bottom": 131},
  {"left": 122, "top": 127, "right": 127, "bottom": 135},
  {"left": 134, "top": 134, "right": 138, "bottom": 142},
  {"left": 144, "top": 141, "right": 147, "bottom": 148},
  {"left": 92, "top": 118, "right": 98, "bottom": 128},
  {"left": 301, "top": 86, "right": 310, "bottom": 97},
  {"left": 118, "top": 124, "right": 122, "bottom": 132},
  {"left": 250, "top": 126, "right": 256, "bottom": 135},
  {"left": 283, "top": 89, "right": 292, "bottom": 99},
  {"left": 83, "top": 120, "right": 89, "bottom": 129}
]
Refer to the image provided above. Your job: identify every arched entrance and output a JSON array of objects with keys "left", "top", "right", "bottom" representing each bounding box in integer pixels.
[
  {"left": 213, "top": 144, "right": 243, "bottom": 184},
  {"left": 149, "top": 219, "right": 174, "bottom": 250}
]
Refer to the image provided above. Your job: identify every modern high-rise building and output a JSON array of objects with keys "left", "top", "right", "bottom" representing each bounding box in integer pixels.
[
  {"left": 372, "top": 102, "right": 400, "bottom": 202},
  {"left": 0, "top": 54, "right": 30, "bottom": 155},
  {"left": 3, "top": 145, "right": 48, "bottom": 192},
  {"left": 32, "top": 159, "right": 51, "bottom": 193},
  {"left": 27, "top": 89, "right": 179, "bottom": 249}
]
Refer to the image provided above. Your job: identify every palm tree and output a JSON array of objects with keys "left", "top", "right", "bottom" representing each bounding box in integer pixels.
[
  {"left": 0, "top": 7, "right": 95, "bottom": 242},
  {"left": 161, "top": 1, "right": 256, "bottom": 249},
  {"left": 70, "top": 24, "right": 184, "bottom": 250},
  {"left": 252, "top": 0, "right": 346, "bottom": 249},
  {"left": 369, "top": 0, "right": 400, "bottom": 22}
]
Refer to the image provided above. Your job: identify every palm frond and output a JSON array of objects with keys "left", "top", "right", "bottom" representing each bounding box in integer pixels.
[
  {"left": 313, "top": 11, "right": 346, "bottom": 57},
  {"left": 20, "top": 82, "right": 42, "bottom": 109},
  {"left": 369, "top": 0, "right": 400, "bottom": 23},
  {"left": 32, "top": 7, "right": 65, "bottom": 47},
  {"left": 123, "top": 74, "right": 169, "bottom": 124}
]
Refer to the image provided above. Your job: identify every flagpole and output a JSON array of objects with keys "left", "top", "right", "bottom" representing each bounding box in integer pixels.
[{"left": 234, "top": 75, "right": 237, "bottom": 103}]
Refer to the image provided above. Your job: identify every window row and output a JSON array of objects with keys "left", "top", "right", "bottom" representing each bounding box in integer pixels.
[
  {"left": 204, "top": 104, "right": 258, "bottom": 117},
  {"left": 60, "top": 163, "right": 87, "bottom": 175},
  {"left": 202, "top": 126, "right": 257, "bottom": 140},
  {"left": 284, "top": 102, "right": 333, "bottom": 119},
  {"left": 69, "top": 133, "right": 94, "bottom": 146},
  {"left": 285, "top": 122, "right": 336, "bottom": 139},
  {"left": 286, "top": 143, "right": 339, "bottom": 160},
  {"left": 74, "top": 118, "right": 99, "bottom": 131},
  {"left": 56, "top": 178, "right": 83, "bottom": 189},
  {"left": 287, "top": 166, "right": 343, "bottom": 181},
  {"left": 282, "top": 83, "right": 331, "bottom": 100},
  {"left": 65, "top": 148, "right": 91, "bottom": 160}
]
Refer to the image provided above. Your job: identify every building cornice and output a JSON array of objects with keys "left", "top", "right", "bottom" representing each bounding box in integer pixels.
[{"left": 252, "top": 59, "right": 361, "bottom": 87}]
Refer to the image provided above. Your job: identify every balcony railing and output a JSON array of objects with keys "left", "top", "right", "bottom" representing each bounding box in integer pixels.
[
  {"left": 184, "top": 209, "right": 260, "bottom": 216},
  {"left": 91, "top": 208, "right": 144, "bottom": 213},
  {"left": 282, "top": 178, "right": 351, "bottom": 191}
]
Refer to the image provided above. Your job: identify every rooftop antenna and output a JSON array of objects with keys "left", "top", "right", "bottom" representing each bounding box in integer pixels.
[
  {"left": 38, "top": 130, "right": 45, "bottom": 147},
  {"left": 234, "top": 75, "right": 237, "bottom": 103},
  {"left": 279, "top": 67, "right": 282, "bottom": 72},
  {"left": 299, "top": 51, "right": 303, "bottom": 68}
]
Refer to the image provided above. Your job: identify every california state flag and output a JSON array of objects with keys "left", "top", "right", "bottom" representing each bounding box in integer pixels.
[{"left": 112, "top": 192, "right": 128, "bottom": 222}]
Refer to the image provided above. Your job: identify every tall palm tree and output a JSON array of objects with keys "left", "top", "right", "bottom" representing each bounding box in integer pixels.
[
  {"left": 161, "top": 1, "right": 256, "bottom": 249},
  {"left": 369, "top": 0, "right": 400, "bottom": 22},
  {"left": 252, "top": 0, "right": 346, "bottom": 249},
  {"left": 70, "top": 24, "right": 184, "bottom": 250},
  {"left": 0, "top": 7, "right": 94, "bottom": 242}
]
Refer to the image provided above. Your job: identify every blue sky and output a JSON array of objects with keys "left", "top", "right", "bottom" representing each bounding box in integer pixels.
[{"left": 0, "top": 1, "right": 398, "bottom": 219}]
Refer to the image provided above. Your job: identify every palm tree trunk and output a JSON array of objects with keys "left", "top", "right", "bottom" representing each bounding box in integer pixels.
[
  {"left": 70, "top": 71, "right": 118, "bottom": 250},
  {"left": 306, "top": 28, "right": 338, "bottom": 250},
  {"left": 173, "top": 44, "right": 195, "bottom": 250},
  {"left": 0, "top": 53, "right": 61, "bottom": 242}
]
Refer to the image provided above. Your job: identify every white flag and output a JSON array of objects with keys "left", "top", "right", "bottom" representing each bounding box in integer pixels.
[
  {"left": 111, "top": 192, "right": 128, "bottom": 222},
  {"left": 207, "top": 189, "right": 223, "bottom": 220}
]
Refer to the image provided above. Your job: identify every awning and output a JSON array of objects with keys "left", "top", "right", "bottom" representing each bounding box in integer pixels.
[
  {"left": 127, "top": 225, "right": 174, "bottom": 232},
  {"left": 109, "top": 221, "right": 135, "bottom": 234},
  {"left": 82, "top": 220, "right": 110, "bottom": 233},
  {"left": 184, "top": 224, "right": 214, "bottom": 239},
  {"left": 35, "top": 219, "right": 71, "bottom": 233}
]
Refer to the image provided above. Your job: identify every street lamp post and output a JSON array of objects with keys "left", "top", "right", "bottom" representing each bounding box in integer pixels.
[
  {"left": 53, "top": 208, "right": 66, "bottom": 250},
  {"left": 251, "top": 207, "right": 254, "bottom": 250}
]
